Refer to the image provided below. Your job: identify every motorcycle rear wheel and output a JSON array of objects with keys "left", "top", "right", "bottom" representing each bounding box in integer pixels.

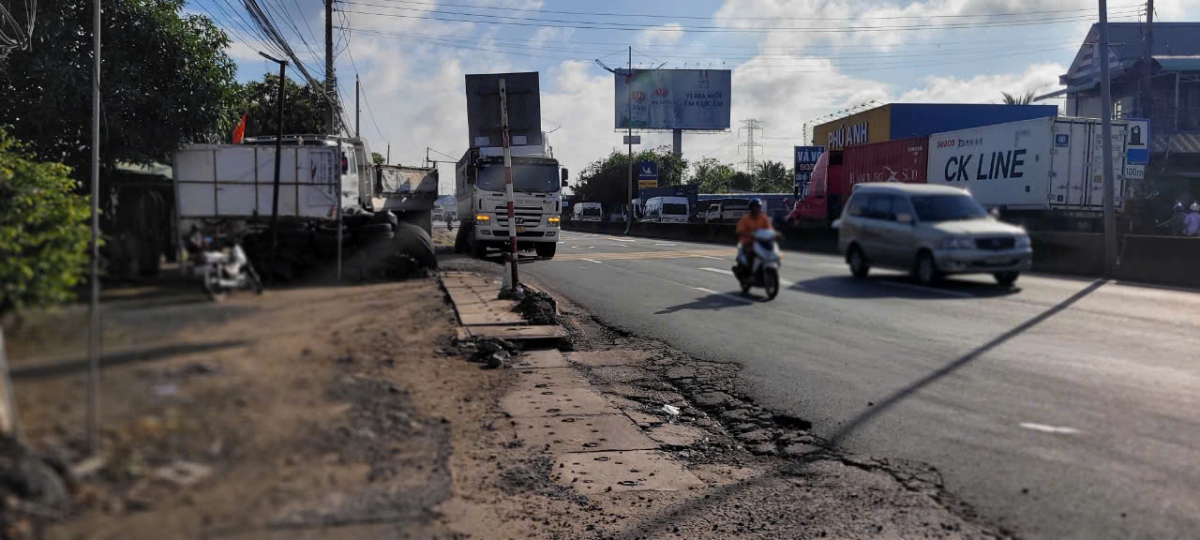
[
  {"left": 203, "top": 267, "right": 227, "bottom": 302},
  {"left": 763, "top": 267, "right": 780, "bottom": 301}
]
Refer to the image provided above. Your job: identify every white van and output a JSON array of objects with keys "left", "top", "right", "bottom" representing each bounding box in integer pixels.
[
  {"left": 573, "top": 202, "right": 603, "bottom": 222},
  {"left": 643, "top": 196, "right": 690, "bottom": 223}
]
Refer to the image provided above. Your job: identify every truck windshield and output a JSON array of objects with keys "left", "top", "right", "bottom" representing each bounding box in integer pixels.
[
  {"left": 664, "top": 203, "right": 687, "bottom": 215},
  {"left": 910, "top": 194, "right": 988, "bottom": 222},
  {"left": 477, "top": 163, "right": 560, "bottom": 193}
]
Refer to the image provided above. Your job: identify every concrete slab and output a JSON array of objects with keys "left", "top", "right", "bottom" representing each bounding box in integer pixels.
[
  {"left": 553, "top": 450, "right": 706, "bottom": 494},
  {"left": 457, "top": 325, "right": 570, "bottom": 341},
  {"left": 566, "top": 350, "right": 656, "bottom": 367},
  {"left": 644, "top": 423, "right": 710, "bottom": 447},
  {"left": 512, "top": 349, "right": 570, "bottom": 370},
  {"left": 500, "top": 385, "right": 615, "bottom": 418},
  {"left": 455, "top": 303, "right": 525, "bottom": 326},
  {"left": 513, "top": 414, "right": 659, "bottom": 453}
]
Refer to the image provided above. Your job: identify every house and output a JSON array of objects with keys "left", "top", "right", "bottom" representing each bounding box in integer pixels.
[{"left": 1052, "top": 22, "right": 1200, "bottom": 163}]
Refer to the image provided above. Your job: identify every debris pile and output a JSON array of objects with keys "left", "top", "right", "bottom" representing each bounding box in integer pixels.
[
  {"left": 0, "top": 436, "right": 69, "bottom": 538},
  {"left": 512, "top": 289, "right": 557, "bottom": 326},
  {"left": 455, "top": 337, "right": 521, "bottom": 369}
]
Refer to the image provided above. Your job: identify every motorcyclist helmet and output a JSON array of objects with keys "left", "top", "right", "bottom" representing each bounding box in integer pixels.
[
  {"left": 1191, "top": 202, "right": 1200, "bottom": 212},
  {"left": 749, "top": 198, "right": 763, "bottom": 211}
]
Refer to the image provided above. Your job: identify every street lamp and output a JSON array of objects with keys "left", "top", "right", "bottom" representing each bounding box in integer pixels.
[{"left": 259, "top": 52, "right": 288, "bottom": 283}]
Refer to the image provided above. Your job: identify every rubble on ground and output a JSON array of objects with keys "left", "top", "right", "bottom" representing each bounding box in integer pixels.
[{"left": 0, "top": 436, "right": 69, "bottom": 539}]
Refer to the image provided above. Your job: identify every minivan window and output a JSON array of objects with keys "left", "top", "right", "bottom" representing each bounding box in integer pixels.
[
  {"left": 846, "top": 194, "right": 867, "bottom": 217},
  {"left": 866, "top": 194, "right": 895, "bottom": 221},
  {"left": 664, "top": 203, "right": 687, "bottom": 215},
  {"left": 910, "top": 194, "right": 988, "bottom": 222}
]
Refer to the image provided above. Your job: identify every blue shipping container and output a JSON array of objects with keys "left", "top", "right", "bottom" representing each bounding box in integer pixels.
[{"left": 887, "top": 104, "right": 1058, "bottom": 140}]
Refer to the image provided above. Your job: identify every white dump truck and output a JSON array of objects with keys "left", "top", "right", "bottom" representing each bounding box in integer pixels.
[{"left": 454, "top": 145, "right": 567, "bottom": 259}]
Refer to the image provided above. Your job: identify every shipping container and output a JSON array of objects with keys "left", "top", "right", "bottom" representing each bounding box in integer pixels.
[
  {"left": 175, "top": 144, "right": 340, "bottom": 219},
  {"left": 887, "top": 104, "right": 1058, "bottom": 140},
  {"left": 926, "top": 116, "right": 1128, "bottom": 213},
  {"left": 844, "top": 137, "right": 929, "bottom": 189}
]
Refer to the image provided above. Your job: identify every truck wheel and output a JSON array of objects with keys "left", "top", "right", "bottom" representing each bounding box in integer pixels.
[
  {"left": 535, "top": 242, "right": 556, "bottom": 259},
  {"left": 402, "top": 210, "right": 433, "bottom": 236},
  {"left": 454, "top": 222, "right": 470, "bottom": 254},
  {"left": 370, "top": 210, "right": 399, "bottom": 228},
  {"left": 994, "top": 271, "right": 1020, "bottom": 287},
  {"left": 469, "top": 238, "right": 488, "bottom": 260},
  {"left": 396, "top": 222, "right": 437, "bottom": 270}
]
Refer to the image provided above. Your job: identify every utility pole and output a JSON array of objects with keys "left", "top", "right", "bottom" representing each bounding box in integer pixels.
[
  {"left": 387, "top": 143, "right": 391, "bottom": 165},
  {"left": 325, "top": 0, "right": 335, "bottom": 135},
  {"left": 87, "top": 0, "right": 102, "bottom": 453},
  {"left": 739, "top": 119, "right": 763, "bottom": 174},
  {"left": 260, "top": 52, "right": 287, "bottom": 284},
  {"left": 626, "top": 46, "right": 633, "bottom": 235},
  {"left": 1099, "top": 0, "right": 1118, "bottom": 276},
  {"left": 1141, "top": 0, "right": 1154, "bottom": 118},
  {"left": 355, "top": 76, "right": 361, "bottom": 139}
]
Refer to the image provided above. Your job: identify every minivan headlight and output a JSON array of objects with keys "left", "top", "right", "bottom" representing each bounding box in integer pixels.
[
  {"left": 1015, "top": 235, "right": 1031, "bottom": 249},
  {"left": 940, "top": 236, "right": 975, "bottom": 250}
]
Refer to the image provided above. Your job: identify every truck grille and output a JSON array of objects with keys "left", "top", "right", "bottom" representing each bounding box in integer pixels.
[
  {"left": 494, "top": 205, "right": 542, "bottom": 227},
  {"left": 975, "top": 237, "right": 1016, "bottom": 251}
]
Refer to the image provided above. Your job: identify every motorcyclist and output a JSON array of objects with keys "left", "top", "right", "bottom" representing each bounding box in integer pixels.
[
  {"left": 735, "top": 199, "right": 772, "bottom": 269},
  {"left": 1185, "top": 202, "right": 1200, "bottom": 237}
]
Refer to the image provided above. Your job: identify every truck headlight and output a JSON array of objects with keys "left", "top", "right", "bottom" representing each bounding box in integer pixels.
[
  {"left": 548, "top": 216, "right": 561, "bottom": 226},
  {"left": 475, "top": 214, "right": 490, "bottom": 222},
  {"left": 1015, "top": 235, "right": 1031, "bottom": 249},
  {"left": 940, "top": 236, "right": 975, "bottom": 250}
]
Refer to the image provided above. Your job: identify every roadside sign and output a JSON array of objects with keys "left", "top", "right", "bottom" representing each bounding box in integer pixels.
[
  {"left": 638, "top": 180, "right": 657, "bottom": 189},
  {"left": 637, "top": 161, "right": 658, "bottom": 181},
  {"left": 1125, "top": 163, "right": 1145, "bottom": 180},
  {"left": 794, "top": 146, "right": 824, "bottom": 189},
  {"left": 624, "top": 135, "right": 641, "bottom": 145},
  {"left": 1125, "top": 118, "right": 1149, "bottom": 164}
]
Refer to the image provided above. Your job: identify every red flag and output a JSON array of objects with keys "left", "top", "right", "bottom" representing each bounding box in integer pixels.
[{"left": 232, "top": 114, "right": 246, "bottom": 144}]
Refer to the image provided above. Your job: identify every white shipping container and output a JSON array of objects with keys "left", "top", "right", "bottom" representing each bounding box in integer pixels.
[
  {"left": 926, "top": 117, "right": 1127, "bottom": 212},
  {"left": 174, "top": 144, "right": 339, "bottom": 219}
]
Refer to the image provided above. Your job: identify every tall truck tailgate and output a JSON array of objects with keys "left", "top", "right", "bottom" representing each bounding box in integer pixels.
[{"left": 174, "top": 145, "right": 339, "bottom": 219}]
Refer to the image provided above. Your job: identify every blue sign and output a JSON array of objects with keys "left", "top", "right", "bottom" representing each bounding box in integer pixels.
[
  {"left": 1125, "top": 118, "right": 1149, "bottom": 165},
  {"left": 637, "top": 161, "right": 658, "bottom": 181},
  {"left": 1055, "top": 133, "right": 1070, "bottom": 147},
  {"left": 794, "top": 146, "right": 824, "bottom": 188}
]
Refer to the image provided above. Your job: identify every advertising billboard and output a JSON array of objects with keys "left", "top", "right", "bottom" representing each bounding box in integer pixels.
[
  {"left": 793, "top": 146, "right": 824, "bottom": 189},
  {"left": 615, "top": 69, "right": 731, "bottom": 131}
]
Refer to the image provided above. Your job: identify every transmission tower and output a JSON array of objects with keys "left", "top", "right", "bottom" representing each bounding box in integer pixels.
[{"left": 738, "top": 119, "right": 763, "bottom": 174}]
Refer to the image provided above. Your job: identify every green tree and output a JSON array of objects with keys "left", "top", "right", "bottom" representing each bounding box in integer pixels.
[
  {"left": 372, "top": 152, "right": 385, "bottom": 165},
  {"left": 688, "top": 157, "right": 736, "bottom": 194},
  {"left": 730, "top": 171, "right": 756, "bottom": 191},
  {"left": 237, "top": 72, "right": 334, "bottom": 139},
  {"left": 0, "top": 0, "right": 238, "bottom": 177},
  {"left": 754, "top": 160, "right": 791, "bottom": 192},
  {"left": 0, "top": 132, "right": 90, "bottom": 314},
  {"left": 1001, "top": 91, "right": 1036, "bottom": 105},
  {"left": 574, "top": 146, "right": 688, "bottom": 203}
]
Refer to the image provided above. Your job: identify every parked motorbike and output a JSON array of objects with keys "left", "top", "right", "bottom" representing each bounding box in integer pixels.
[
  {"left": 200, "top": 242, "right": 263, "bottom": 301},
  {"left": 733, "top": 228, "right": 782, "bottom": 300}
]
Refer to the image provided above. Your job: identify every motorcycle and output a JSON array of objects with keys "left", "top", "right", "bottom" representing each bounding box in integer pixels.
[
  {"left": 200, "top": 242, "right": 263, "bottom": 301},
  {"left": 733, "top": 228, "right": 782, "bottom": 300}
]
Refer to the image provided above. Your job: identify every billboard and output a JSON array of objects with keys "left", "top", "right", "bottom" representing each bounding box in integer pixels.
[
  {"left": 465, "top": 72, "right": 542, "bottom": 149},
  {"left": 794, "top": 146, "right": 824, "bottom": 189},
  {"left": 615, "top": 69, "right": 731, "bottom": 131}
]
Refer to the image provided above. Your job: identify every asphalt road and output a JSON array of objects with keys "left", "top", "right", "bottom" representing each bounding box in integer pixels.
[{"left": 518, "top": 230, "right": 1200, "bottom": 540}]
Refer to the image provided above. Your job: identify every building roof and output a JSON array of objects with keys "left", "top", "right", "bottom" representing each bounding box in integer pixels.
[
  {"left": 1063, "top": 23, "right": 1200, "bottom": 87},
  {"left": 1154, "top": 55, "right": 1200, "bottom": 71}
]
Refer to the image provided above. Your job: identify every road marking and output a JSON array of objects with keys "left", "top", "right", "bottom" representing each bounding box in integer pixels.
[
  {"left": 607, "top": 237, "right": 637, "bottom": 242},
  {"left": 1020, "top": 423, "right": 1080, "bottom": 435},
  {"left": 700, "top": 267, "right": 733, "bottom": 276},
  {"left": 581, "top": 258, "right": 602, "bottom": 264},
  {"left": 876, "top": 281, "right": 973, "bottom": 298},
  {"left": 697, "top": 255, "right": 723, "bottom": 260},
  {"left": 655, "top": 243, "right": 677, "bottom": 246},
  {"left": 692, "top": 287, "right": 719, "bottom": 294}
]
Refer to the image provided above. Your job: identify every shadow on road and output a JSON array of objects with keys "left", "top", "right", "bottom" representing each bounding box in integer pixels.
[
  {"left": 823, "top": 278, "right": 1106, "bottom": 448},
  {"left": 11, "top": 340, "right": 250, "bottom": 381},
  {"left": 792, "top": 274, "right": 1022, "bottom": 300},
  {"left": 654, "top": 292, "right": 752, "bottom": 315}
]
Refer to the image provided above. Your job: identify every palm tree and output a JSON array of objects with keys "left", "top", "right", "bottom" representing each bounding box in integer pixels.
[
  {"left": 754, "top": 160, "right": 790, "bottom": 192},
  {"left": 1001, "top": 91, "right": 1036, "bottom": 105}
]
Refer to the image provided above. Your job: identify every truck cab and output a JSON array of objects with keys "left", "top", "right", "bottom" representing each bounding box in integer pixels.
[
  {"left": 455, "top": 146, "right": 567, "bottom": 259},
  {"left": 787, "top": 150, "right": 847, "bottom": 226}
]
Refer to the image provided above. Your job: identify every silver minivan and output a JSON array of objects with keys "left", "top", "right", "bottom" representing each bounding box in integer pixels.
[{"left": 836, "top": 183, "right": 1032, "bottom": 287}]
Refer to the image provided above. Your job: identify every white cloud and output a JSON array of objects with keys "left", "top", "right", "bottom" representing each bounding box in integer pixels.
[
  {"left": 528, "top": 26, "right": 574, "bottom": 48},
  {"left": 896, "top": 62, "right": 1066, "bottom": 104},
  {"left": 638, "top": 23, "right": 685, "bottom": 46}
]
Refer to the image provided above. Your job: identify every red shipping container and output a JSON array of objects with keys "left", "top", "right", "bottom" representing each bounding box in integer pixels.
[{"left": 843, "top": 137, "right": 929, "bottom": 188}]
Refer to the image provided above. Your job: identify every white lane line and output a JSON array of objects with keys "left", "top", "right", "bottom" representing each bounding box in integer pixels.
[
  {"left": 655, "top": 242, "right": 677, "bottom": 246},
  {"left": 692, "top": 287, "right": 719, "bottom": 294},
  {"left": 703, "top": 266, "right": 798, "bottom": 289},
  {"left": 697, "top": 255, "right": 723, "bottom": 260},
  {"left": 607, "top": 237, "right": 637, "bottom": 242},
  {"left": 581, "top": 258, "right": 603, "bottom": 264},
  {"left": 1020, "top": 422, "right": 1081, "bottom": 435},
  {"left": 700, "top": 267, "right": 733, "bottom": 276},
  {"left": 877, "top": 281, "right": 973, "bottom": 298}
]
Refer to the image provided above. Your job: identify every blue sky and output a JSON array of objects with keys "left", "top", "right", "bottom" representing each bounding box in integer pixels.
[{"left": 189, "top": 0, "right": 1199, "bottom": 193}]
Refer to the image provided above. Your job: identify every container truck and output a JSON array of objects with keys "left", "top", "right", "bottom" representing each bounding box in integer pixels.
[
  {"left": 787, "top": 137, "right": 928, "bottom": 225},
  {"left": 925, "top": 116, "right": 1127, "bottom": 231}
]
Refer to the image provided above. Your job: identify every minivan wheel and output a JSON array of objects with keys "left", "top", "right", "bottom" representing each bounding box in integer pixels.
[
  {"left": 915, "top": 251, "right": 941, "bottom": 286},
  {"left": 994, "top": 271, "right": 1020, "bottom": 287},
  {"left": 848, "top": 246, "right": 870, "bottom": 279}
]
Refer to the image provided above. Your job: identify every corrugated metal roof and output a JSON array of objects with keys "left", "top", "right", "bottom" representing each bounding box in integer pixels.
[
  {"left": 1153, "top": 55, "right": 1200, "bottom": 71},
  {"left": 1103, "top": 23, "right": 1200, "bottom": 61}
]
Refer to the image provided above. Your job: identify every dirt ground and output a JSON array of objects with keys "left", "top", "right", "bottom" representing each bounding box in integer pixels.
[{"left": 0, "top": 235, "right": 1007, "bottom": 539}]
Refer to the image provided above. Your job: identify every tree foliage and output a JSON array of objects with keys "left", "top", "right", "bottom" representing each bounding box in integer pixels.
[
  {"left": 236, "top": 72, "right": 333, "bottom": 139},
  {"left": 0, "top": 132, "right": 90, "bottom": 314},
  {"left": 0, "top": 0, "right": 238, "bottom": 176},
  {"left": 573, "top": 146, "right": 687, "bottom": 203},
  {"left": 689, "top": 157, "right": 736, "bottom": 194},
  {"left": 1001, "top": 91, "right": 1036, "bottom": 105},
  {"left": 753, "top": 160, "right": 792, "bottom": 192},
  {"left": 372, "top": 152, "right": 384, "bottom": 165}
]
